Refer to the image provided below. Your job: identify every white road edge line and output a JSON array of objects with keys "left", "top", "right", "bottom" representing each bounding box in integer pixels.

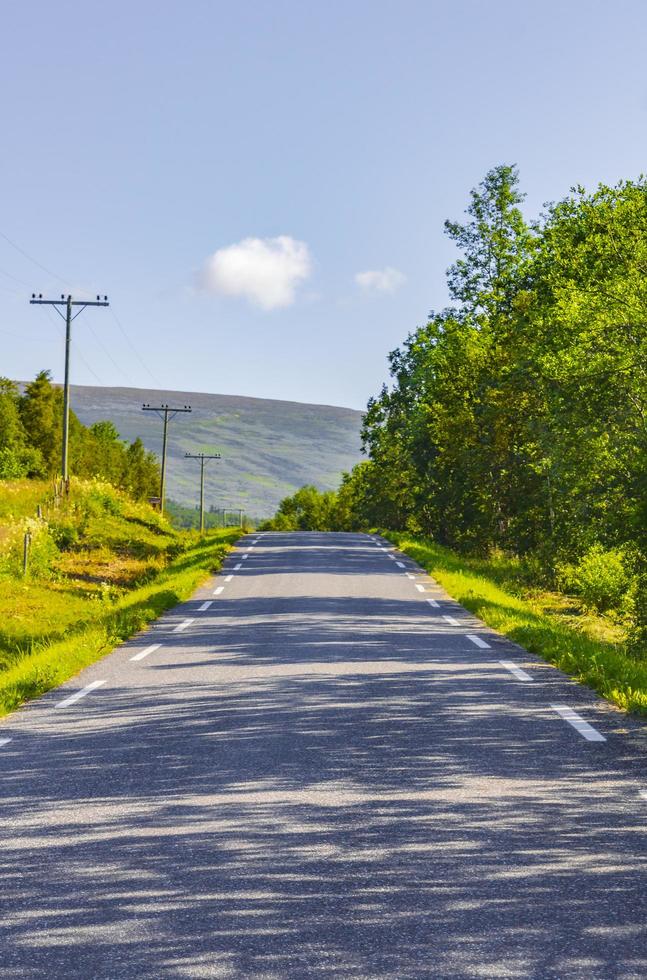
[
  {"left": 130, "top": 643, "right": 162, "bottom": 662},
  {"left": 173, "top": 618, "right": 195, "bottom": 633},
  {"left": 426, "top": 598, "right": 439, "bottom": 608},
  {"left": 224, "top": 575, "right": 233, "bottom": 583},
  {"left": 56, "top": 680, "right": 106, "bottom": 709},
  {"left": 0, "top": 737, "right": 12, "bottom": 747},
  {"left": 198, "top": 601, "right": 213, "bottom": 612},
  {"left": 551, "top": 704, "right": 606, "bottom": 742},
  {"left": 499, "top": 659, "right": 532, "bottom": 680},
  {"left": 213, "top": 586, "right": 225, "bottom": 595},
  {"left": 466, "top": 634, "right": 491, "bottom": 649},
  {"left": 395, "top": 561, "right": 405, "bottom": 568},
  {"left": 443, "top": 615, "right": 460, "bottom": 626}
]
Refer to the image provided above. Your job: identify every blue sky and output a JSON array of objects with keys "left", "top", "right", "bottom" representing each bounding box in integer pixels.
[{"left": 1, "top": 0, "right": 646, "bottom": 409}]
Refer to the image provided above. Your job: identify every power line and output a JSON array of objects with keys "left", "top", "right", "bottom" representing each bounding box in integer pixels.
[
  {"left": 0, "top": 229, "right": 71, "bottom": 287},
  {"left": 85, "top": 319, "right": 137, "bottom": 387},
  {"left": 0, "top": 229, "right": 164, "bottom": 393},
  {"left": 44, "top": 307, "right": 105, "bottom": 385},
  {"left": 32, "top": 293, "right": 110, "bottom": 481},
  {"left": 0, "top": 266, "right": 33, "bottom": 289},
  {"left": 0, "top": 326, "right": 56, "bottom": 343},
  {"left": 184, "top": 452, "right": 221, "bottom": 533},
  {"left": 109, "top": 307, "right": 163, "bottom": 388},
  {"left": 142, "top": 403, "right": 192, "bottom": 513}
]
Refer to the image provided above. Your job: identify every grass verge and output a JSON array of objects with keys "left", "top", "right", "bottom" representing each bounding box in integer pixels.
[
  {"left": 384, "top": 531, "right": 647, "bottom": 715},
  {"left": 0, "top": 527, "right": 240, "bottom": 718}
]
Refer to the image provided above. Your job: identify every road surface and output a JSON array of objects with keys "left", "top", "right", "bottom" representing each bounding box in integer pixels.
[{"left": 1, "top": 532, "right": 646, "bottom": 979}]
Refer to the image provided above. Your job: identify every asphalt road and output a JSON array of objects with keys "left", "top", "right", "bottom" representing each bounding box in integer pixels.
[{"left": 1, "top": 531, "right": 646, "bottom": 979}]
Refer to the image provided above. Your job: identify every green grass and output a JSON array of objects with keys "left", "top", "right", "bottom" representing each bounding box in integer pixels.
[
  {"left": 0, "top": 526, "right": 239, "bottom": 717},
  {"left": 0, "top": 477, "right": 242, "bottom": 717},
  {"left": 0, "top": 480, "right": 51, "bottom": 525},
  {"left": 385, "top": 531, "right": 647, "bottom": 715}
]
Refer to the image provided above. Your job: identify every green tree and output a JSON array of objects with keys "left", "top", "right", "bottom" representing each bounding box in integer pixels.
[
  {"left": 266, "top": 485, "right": 339, "bottom": 531},
  {"left": 19, "top": 370, "right": 61, "bottom": 475}
]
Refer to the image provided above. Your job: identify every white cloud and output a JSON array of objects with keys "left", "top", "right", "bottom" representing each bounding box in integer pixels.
[
  {"left": 200, "top": 235, "right": 312, "bottom": 310},
  {"left": 354, "top": 266, "right": 406, "bottom": 294}
]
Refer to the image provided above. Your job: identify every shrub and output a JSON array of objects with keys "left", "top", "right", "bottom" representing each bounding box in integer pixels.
[
  {"left": 80, "top": 480, "right": 123, "bottom": 517},
  {"left": 0, "top": 518, "right": 58, "bottom": 579},
  {"left": 0, "top": 446, "right": 44, "bottom": 479},
  {"left": 48, "top": 517, "right": 80, "bottom": 550},
  {"left": 569, "top": 544, "right": 630, "bottom": 614},
  {"left": 628, "top": 572, "right": 647, "bottom": 659}
]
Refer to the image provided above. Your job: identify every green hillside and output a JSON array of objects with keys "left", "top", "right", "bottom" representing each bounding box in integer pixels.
[{"left": 57, "top": 385, "right": 364, "bottom": 519}]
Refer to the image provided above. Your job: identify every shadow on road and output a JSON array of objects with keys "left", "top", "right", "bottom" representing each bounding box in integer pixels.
[{"left": 1, "top": 534, "right": 646, "bottom": 978}]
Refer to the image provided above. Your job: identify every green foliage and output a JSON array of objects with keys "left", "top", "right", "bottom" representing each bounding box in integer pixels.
[
  {"left": 0, "top": 518, "right": 58, "bottom": 579},
  {"left": 0, "top": 526, "right": 239, "bottom": 716},
  {"left": 388, "top": 532, "right": 647, "bottom": 714},
  {"left": 628, "top": 572, "right": 647, "bottom": 658},
  {"left": 0, "top": 370, "right": 160, "bottom": 496},
  {"left": 165, "top": 499, "right": 250, "bottom": 531},
  {"left": 336, "top": 165, "right": 645, "bottom": 645},
  {"left": 262, "top": 484, "right": 339, "bottom": 531},
  {"left": 0, "top": 445, "right": 42, "bottom": 479},
  {"left": 558, "top": 545, "right": 631, "bottom": 614}
]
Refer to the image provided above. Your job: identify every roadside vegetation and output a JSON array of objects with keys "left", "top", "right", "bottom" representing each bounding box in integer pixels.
[
  {"left": 263, "top": 164, "right": 646, "bottom": 712},
  {"left": 0, "top": 370, "right": 159, "bottom": 495},
  {"left": 0, "top": 478, "right": 239, "bottom": 717},
  {"left": 386, "top": 532, "right": 647, "bottom": 714}
]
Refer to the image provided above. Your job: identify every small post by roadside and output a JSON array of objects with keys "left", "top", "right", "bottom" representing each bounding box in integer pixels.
[{"left": 23, "top": 531, "right": 32, "bottom": 577}]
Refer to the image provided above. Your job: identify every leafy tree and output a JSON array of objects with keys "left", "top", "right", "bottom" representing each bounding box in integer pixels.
[
  {"left": 338, "top": 166, "right": 646, "bottom": 637},
  {"left": 123, "top": 438, "right": 160, "bottom": 500},
  {"left": 19, "top": 370, "right": 61, "bottom": 474},
  {"left": 264, "top": 485, "right": 339, "bottom": 531},
  {"left": 0, "top": 369, "right": 161, "bottom": 501}
]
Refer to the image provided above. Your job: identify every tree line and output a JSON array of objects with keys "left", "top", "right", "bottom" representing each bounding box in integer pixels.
[
  {"left": 0, "top": 370, "right": 159, "bottom": 498},
  {"left": 265, "top": 166, "right": 646, "bottom": 642}
]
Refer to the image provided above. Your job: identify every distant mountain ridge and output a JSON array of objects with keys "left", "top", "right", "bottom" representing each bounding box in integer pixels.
[{"left": 59, "top": 384, "right": 364, "bottom": 518}]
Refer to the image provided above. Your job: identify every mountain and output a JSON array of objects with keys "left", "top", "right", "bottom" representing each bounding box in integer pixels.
[{"left": 65, "top": 384, "right": 364, "bottom": 518}]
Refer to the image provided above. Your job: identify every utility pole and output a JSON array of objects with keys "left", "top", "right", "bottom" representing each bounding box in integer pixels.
[
  {"left": 142, "top": 403, "right": 192, "bottom": 513},
  {"left": 30, "top": 293, "right": 109, "bottom": 483},
  {"left": 184, "top": 452, "right": 221, "bottom": 533}
]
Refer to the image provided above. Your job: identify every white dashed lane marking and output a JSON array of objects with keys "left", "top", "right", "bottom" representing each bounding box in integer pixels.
[
  {"left": 130, "top": 644, "right": 162, "bottom": 662},
  {"left": 0, "top": 738, "right": 12, "bottom": 748},
  {"left": 213, "top": 586, "right": 224, "bottom": 595},
  {"left": 551, "top": 705, "right": 606, "bottom": 742},
  {"left": 224, "top": 575, "right": 233, "bottom": 583},
  {"left": 198, "top": 601, "right": 213, "bottom": 612},
  {"left": 415, "top": 584, "right": 425, "bottom": 593},
  {"left": 499, "top": 659, "right": 533, "bottom": 680},
  {"left": 173, "top": 618, "right": 194, "bottom": 634},
  {"left": 443, "top": 615, "right": 460, "bottom": 626},
  {"left": 56, "top": 680, "right": 106, "bottom": 709},
  {"left": 395, "top": 561, "right": 405, "bottom": 568},
  {"left": 466, "top": 634, "right": 491, "bottom": 649},
  {"left": 426, "top": 598, "right": 439, "bottom": 608}
]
